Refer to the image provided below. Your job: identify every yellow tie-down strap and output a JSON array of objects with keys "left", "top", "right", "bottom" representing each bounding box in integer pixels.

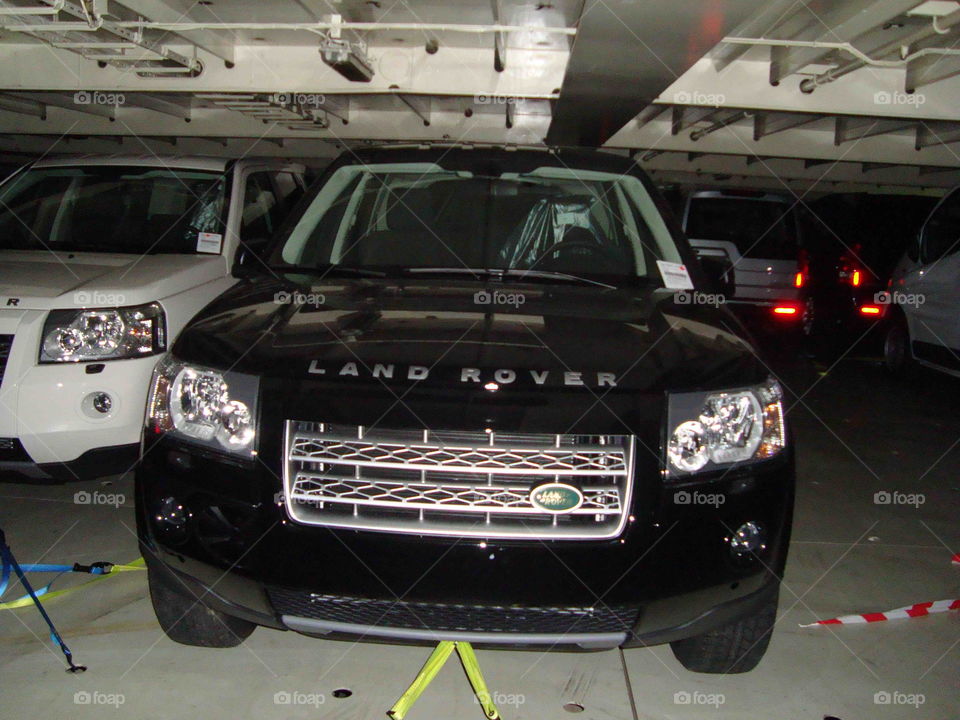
[
  {"left": 388, "top": 640, "right": 502, "bottom": 720},
  {"left": 0, "top": 558, "right": 145, "bottom": 611}
]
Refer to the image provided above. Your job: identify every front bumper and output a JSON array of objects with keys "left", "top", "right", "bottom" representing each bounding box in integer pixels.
[
  {"left": 136, "top": 433, "right": 794, "bottom": 650},
  {"left": 0, "top": 311, "right": 160, "bottom": 478}
]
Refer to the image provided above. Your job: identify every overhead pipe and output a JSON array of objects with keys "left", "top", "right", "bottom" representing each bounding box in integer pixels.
[
  {"left": 690, "top": 111, "right": 751, "bottom": 142},
  {"left": 722, "top": 10, "right": 960, "bottom": 93},
  {"left": 2, "top": 20, "right": 577, "bottom": 36}
]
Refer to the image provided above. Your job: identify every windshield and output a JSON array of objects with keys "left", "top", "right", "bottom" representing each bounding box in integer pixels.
[
  {"left": 686, "top": 197, "right": 798, "bottom": 260},
  {"left": 276, "top": 163, "right": 681, "bottom": 283},
  {"left": 0, "top": 166, "right": 227, "bottom": 255}
]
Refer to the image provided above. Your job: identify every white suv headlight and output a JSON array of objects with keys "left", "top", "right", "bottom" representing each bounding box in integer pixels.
[
  {"left": 667, "top": 378, "right": 785, "bottom": 476},
  {"left": 40, "top": 302, "right": 165, "bottom": 363},
  {"left": 147, "top": 355, "right": 259, "bottom": 457}
]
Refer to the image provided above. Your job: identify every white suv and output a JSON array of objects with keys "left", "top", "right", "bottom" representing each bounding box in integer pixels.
[
  {"left": 682, "top": 190, "right": 805, "bottom": 322},
  {"left": 0, "top": 155, "right": 304, "bottom": 481},
  {"left": 886, "top": 186, "right": 960, "bottom": 378}
]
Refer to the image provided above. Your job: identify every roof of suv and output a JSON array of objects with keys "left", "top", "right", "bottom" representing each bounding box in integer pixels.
[
  {"left": 29, "top": 155, "right": 294, "bottom": 172},
  {"left": 334, "top": 145, "right": 640, "bottom": 176}
]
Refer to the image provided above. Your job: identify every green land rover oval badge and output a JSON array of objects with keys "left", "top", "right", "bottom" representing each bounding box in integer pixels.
[{"left": 529, "top": 483, "right": 584, "bottom": 513}]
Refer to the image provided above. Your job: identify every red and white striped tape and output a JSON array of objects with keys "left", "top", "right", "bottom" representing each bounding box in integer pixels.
[
  {"left": 800, "top": 599, "right": 960, "bottom": 627},
  {"left": 801, "top": 553, "right": 960, "bottom": 627}
]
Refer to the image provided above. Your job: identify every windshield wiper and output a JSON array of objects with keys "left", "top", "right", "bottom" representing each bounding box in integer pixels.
[
  {"left": 500, "top": 269, "right": 620, "bottom": 290},
  {"left": 270, "top": 264, "right": 387, "bottom": 278},
  {"left": 406, "top": 267, "right": 620, "bottom": 291}
]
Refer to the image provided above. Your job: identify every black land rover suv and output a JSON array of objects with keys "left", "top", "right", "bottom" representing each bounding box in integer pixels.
[{"left": 136, "top": 146, "right": 794, "bottom": 674}]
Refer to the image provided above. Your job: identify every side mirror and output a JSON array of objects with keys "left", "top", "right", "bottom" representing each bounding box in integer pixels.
[
  {"left": 699, "top": 256, "right": 735, "bottom": 298},
  {"left": 233, "top": 237, "right": 271, "bottom": 277}
]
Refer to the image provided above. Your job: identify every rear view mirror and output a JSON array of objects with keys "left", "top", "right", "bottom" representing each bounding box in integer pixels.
[{"left": 699, "top": 256, "right": 735, "bottom": 298}]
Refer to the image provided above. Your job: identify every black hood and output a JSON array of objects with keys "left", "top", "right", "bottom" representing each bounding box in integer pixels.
[{"left": 174, "top": 276, "right": 765, "bottom": 395}]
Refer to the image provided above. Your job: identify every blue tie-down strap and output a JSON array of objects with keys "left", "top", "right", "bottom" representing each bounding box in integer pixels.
[
  {"left": 0, "top": 560, "right": 115, "bottom": 607},
  {"left": 0, "top": 532, "right": 86, "bottom": 672}
]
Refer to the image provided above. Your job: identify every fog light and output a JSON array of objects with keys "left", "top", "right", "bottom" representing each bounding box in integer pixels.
[
  {"left": 730, "top": 521, "right": 766, "bottom": 555},
  {"left": 92, "top": 392, "right": 112, "bottom": 414},
  {"left": 155, "top": 496, "right": 190, "bottom": 542}
]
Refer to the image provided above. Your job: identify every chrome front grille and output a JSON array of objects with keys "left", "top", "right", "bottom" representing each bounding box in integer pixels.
[
  {"left": 282, "top": 422, "right": 635, "bottom": 540},
  {"left": 0, "top": 335, "right": 11, "bottom": 388}
]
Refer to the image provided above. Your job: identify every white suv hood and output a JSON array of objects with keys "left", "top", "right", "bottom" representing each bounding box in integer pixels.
[{"left": 0, "top": 250, "right": 228, "bottom": 310}]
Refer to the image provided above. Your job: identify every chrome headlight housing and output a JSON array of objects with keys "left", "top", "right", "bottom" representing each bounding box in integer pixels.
[
  {"left": 40, "top": 302, "right": 165, "bottom": 363},
  {"left": 666, "top": 378, "right": 785, "bottom": 477},
  {"left": 146, "top": 355, "right": 259, "bottom": 457}
]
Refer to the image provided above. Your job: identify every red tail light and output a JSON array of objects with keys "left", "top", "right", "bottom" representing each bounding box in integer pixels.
[
  {"left": 796, "top": 249, "right": 808, "bottom": 288},
  {"left": 772, "top": 305, "right": 799, "bottom": 317},
  {"left": 838, "top": 246, "right": 866, "bottom": 287},
  {"left": 860, "top": 305, "right": 881, "bottom": 316}
]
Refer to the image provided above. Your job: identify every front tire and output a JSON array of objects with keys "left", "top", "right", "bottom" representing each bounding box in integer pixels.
[
  {"left": 669, "top": 588, "right": 778, "bottom": 673},
  {"left": 148, "top": 562, "right": 255, "bottom": 648},
  {"left": 883, "top": 311, "right": 913, "bottom": 376}
]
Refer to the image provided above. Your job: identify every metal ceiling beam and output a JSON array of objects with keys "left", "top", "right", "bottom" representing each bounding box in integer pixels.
[
  {"left": 0, "top": 93, "right": 46, "bottom": 119},
  {"left": 546, "top": 0, "right": 766, "bottom": 147},
  {"left": 710, "top": 0, "right": 806, "bottom": 72},
  {"left": 768, "top": 0, "right": 919, "bottom": 85},
  {"left": 689, "top": 110, "right": 749, "bottom": 142},
  {"left": 904, "top": 39, "right": 960, "bottom": 92},
  {"left": 799, "top": 8, "right": 960, "bottom": 93},
  {"left": 834, "top": 116, "right": 915, "bottom": 145},
  {"left": 112, "top": 0, "right": 236, "bottom": 66},
  {"left": 120, "top": 92, "right": 192, "bottom": 119},
  {"left": 753, "top": 111, "right": 820, "bottom": 140},
  {"left": 491, "top": 0, "right": 506, "bottom": 72},
  {"left": 915, "top": 123, "right": 960, "bottom": 149},
  {"left": 11, "top": 91, "right": 116, "bottom": 119},
  {"left": 671, "top": 106, "right": 724, "bottom": 135},
  {"left": 862, "top": 162, "right": 898, "bottom": 172},
  {"left": 394, "top": 93, "right": 431, "bottom": 127},
  {"left": 29, "top": 0, "right": 203, "bottom": 76}
]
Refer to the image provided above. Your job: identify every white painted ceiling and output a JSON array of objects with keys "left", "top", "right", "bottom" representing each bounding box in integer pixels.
[{"left": 0, "top": 0, "right": 957, "bottom": 190}]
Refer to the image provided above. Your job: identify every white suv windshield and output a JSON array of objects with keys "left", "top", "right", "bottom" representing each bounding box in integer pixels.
[
  {"left": 279, "top": 163, "right": 680, "bottom": 282},
  {"left": 0, "top": 166, "right": 227, "bottom": 254}
]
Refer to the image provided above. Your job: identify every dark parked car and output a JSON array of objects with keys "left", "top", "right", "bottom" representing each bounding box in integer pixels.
[
  {"left": 801, "top": 193, "right": 939, "bottom": 352},
  {"left": 136, "top": 146, "right": 795, "bottom": 674}
]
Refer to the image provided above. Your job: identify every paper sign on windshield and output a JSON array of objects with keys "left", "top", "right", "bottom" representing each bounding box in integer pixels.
[
  {"left": 197, "top": 232, "right": 223, "bottom": 254},
  {"left": 657, "top": 260, "right": 694, "bottom": 290}
]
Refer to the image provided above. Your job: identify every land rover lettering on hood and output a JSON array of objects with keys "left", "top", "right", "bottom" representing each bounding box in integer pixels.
[{"left": 136, "top": 146, "right": 795, "bottom": 674}]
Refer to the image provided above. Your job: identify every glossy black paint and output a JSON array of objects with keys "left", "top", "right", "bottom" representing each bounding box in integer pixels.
[{"left": 136, "top": 147, "right": 795, "bottom": 649}]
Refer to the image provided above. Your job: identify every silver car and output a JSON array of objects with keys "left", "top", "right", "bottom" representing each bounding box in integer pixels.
[{"left": 682, "top": 190, "right": 805, "bottom": 321}]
